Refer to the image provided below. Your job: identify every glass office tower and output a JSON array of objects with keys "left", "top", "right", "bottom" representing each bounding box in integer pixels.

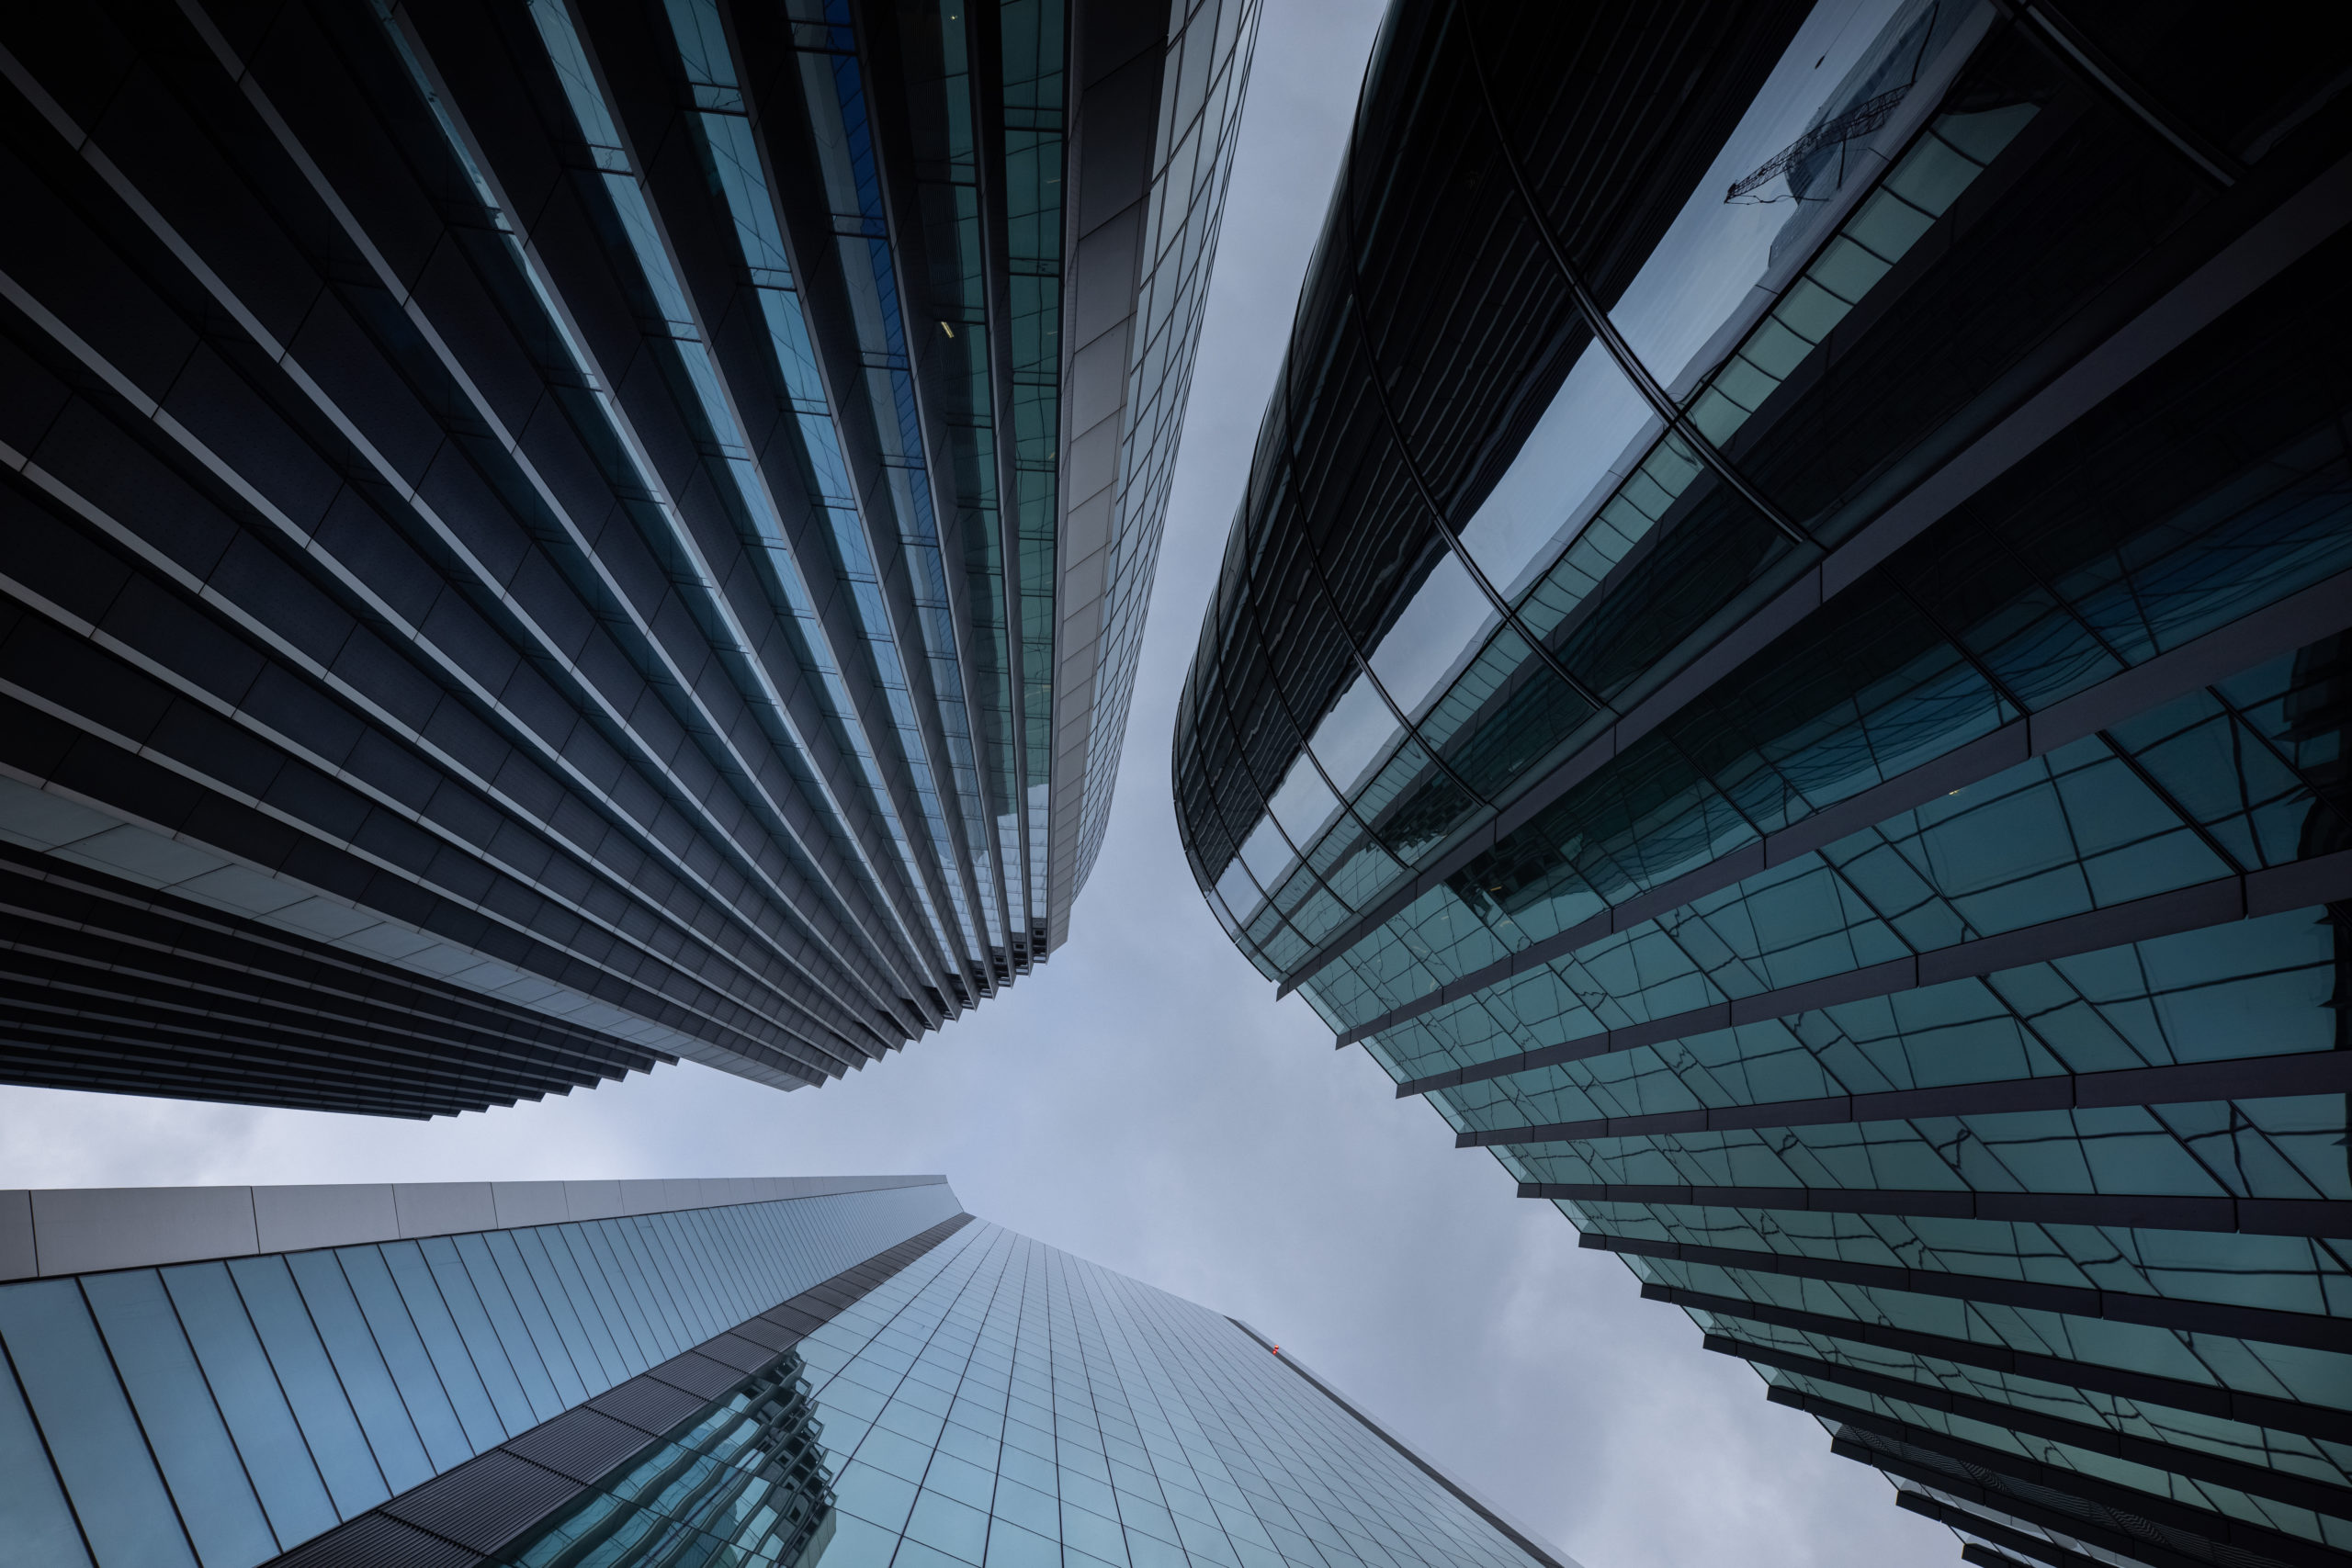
[
  {"left": 1171, "top": 2, "right": 2352, "bottom": 1564},
  {"left": 0, "top": 1173, "right": 1575, "bottom": 1568},
  {"left": 0, "top": 0, "right": 1255, "bottom": 1114}
]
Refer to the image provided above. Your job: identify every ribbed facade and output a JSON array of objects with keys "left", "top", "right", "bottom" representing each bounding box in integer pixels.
[
  {"left": 1171, "top": 3, "right": 2352, "bottom": 1565},
  {"left": 0, "top": 0, "right": 1255, "bottom": 1115}
]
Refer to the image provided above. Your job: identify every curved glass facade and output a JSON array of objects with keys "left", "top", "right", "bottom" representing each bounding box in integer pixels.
[
  {"left": 0, "top": 0, "right": 1255, "bottom": 1114},
  {"left": 1172, "top": 2, "right": 2352, "bottom": 1563}
]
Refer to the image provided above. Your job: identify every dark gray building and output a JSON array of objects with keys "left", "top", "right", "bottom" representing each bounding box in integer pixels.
[
  {"left": 0, "top": 1173, "right": 1582, "bottom": 1568},
  {"left": 0, "top": 0, "right": 1253, "bottom": 1114},
  {"left": 1172, "top": 2, "right": 2352, "bottom": 1565}
]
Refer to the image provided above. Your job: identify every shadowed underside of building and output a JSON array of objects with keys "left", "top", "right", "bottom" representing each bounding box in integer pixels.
[
  {"left": 0, "top": 0, "right": 1257, "bottom": 1113},
  {"left": 1173, "top": 1, "right": 2352, "bottom": 1563}
]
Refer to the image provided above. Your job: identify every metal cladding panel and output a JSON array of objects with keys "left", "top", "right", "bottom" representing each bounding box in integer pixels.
[
  {"left": 267, "top": 1516, "right": 484, "bottom": 1568},
  {"left": 379, "top": 1452, "right": 582, "bottom": 1554},
  {"left": 497, "top": 1407, "right": 665, "bottom": 1485},
  {"left": 1170, "top": 1, "right": 2352, "bottom": 1564}
]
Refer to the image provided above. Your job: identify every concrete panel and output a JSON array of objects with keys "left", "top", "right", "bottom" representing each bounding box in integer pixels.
[
  {"left": 563, "top": 1179, "right": 625, "bottom": 1219},
  {"left": 492, "top": 1182, "right": 571, "bottom": 1229},
  {"left": 394, "top": 1182, "right": 499, "bottom": 1239},
  {"left": 0, "top": 1191, "right": 32, "bottom": 1280},
  {"left": 33, "top": 1186, "right": 258, "bottom": 1275},
  {"left": 254, "top": 1184, "right": 399, "bottom": 1254}
]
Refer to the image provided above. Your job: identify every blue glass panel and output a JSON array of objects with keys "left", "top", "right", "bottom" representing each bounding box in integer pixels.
[
  {"left": 334, "top": 1247, "right": 473, "bottom": 1470},
  {"left": 228, "top": 1256, "right": 389, "bottom": 1517},
  {"left": 568, "top": 1224, "right": 657, "bottom": 1365},
  {"left": 161, "top": 1263, "right": 337, "bottom": 1549},
  {"left": 0, "top": 1350, "right": 92, "bottom": 1568},
  {"left": 519, "top": 1227, "right": 628, "bottom": 1386},
  {"left": 581, "top": 1224, "right": 668, "bottom": 1359},
  {"left": 285, "top": 1251, "right": 435, "bottom": 1495},
  {"left": 0, "top": 1279, "right": 198, "bottom": 1568},
  {"left": 379, "top": 1241, "right": 507, "bottom": 1450},
  {"left": 451, "top": 1234, "right": 566, "bottom": 1418},
  {"left": 417, "top": 1236, "right": 536, "bottom": 1432},
  {"left": 481, "top": 1231, "right": 590, "bottom": 1404},
  {"left": 616, "top": 1218, "right": 696, "bottom": 1348},
  {"left": 81, "top": 1269, "right": 277, "bottom": 1568}
]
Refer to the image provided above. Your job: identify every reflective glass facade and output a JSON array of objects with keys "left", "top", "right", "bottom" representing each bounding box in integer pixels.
[
  {"left": 1171, "top": 3, "right": 2352, "bottom": 1564},
  {"left": 0, "top": 1176, "right": 963, "bottom": 1567},
  {"left": 0, "top": 0, "right": 1256, "bottom": 1115},
  {"left": 0, "top": 1184, "right": 1573, "bottom": 1568},
  {"left": 412, "top": 1218, "right": 1569, "bottom": 1568}
]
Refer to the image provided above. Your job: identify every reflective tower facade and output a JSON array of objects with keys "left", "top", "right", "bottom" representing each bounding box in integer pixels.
[
  {"left": 0, "top": 0, "right": 1255, "bottom": 1113},
  {"left": 1171, "top": 2, "right": 2352, "bottom": 1564},
  {"left": 0, "top": 1175, "right": 1577, "bottom": 1568}
]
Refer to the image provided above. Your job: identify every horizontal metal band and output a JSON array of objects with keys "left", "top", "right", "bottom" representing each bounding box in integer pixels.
[
  {"left": 1805, "top": 1394, "right": 2343, "bottom": 1568},
  {"left": 1636, "top": 1258, "right": 2349, "bottom": 1355},
  {"left": 1393, "top": 846, "right": 2352, "bottom": 1097},
  {"left": 267, "top": 1213, "right": 976, "bottom": 1568},
  {"left": 1863, "top": 1440, "right": 2244, "bottom": 1568},
  {"left": 1895, "top": 1490, "right": 2104, "bottom": 1568},
  {"left": 1525, "top": 1179, "right": 2351, "bottom": 1236},
  {"left": 1718, "top": 1334, "right": 2352, "bottom": 1521},
  {"left": 1657, "top": 1261, "right": 2352, "bottom": 1440},
  {"left": 1457, "top": 1050, "right": 2352, "bottom": 1147}
]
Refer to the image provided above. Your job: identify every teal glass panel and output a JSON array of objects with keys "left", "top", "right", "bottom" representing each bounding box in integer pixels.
[
  {"left": 416, "top": 1235, "right": 537, "bottom": 1431},
  {"left": 283, "top": 1252, "right": 435, "bottom": 1495},
  {"left": 227, "top": 1256, "right": 390, "bottom": 1517},
  {"left": 162, "top": 1261, "right": 339, "bottom": 1547},
  {"left": 0, "top": 1348, "right": 92, "bottom": 1568},
  {"left": 334, "top": 1245, "right": 475, "bottom": 1471},
  {"left": 0, "top": 1278, "right": 198, "bottom": 1568},
  {"left": 82, "top": 1269, "right": 278, "bottom": 1568},
  {"left": 379, "top": 1240, "right": 508, "bottom": 1451}
]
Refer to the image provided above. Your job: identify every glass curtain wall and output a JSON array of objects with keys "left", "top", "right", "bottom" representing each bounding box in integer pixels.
[
  {"left": 493, "top": 1222, "right": 1566, "bottom": 1568},
  {"left": 1173, "top": 1, "right": 2352, "bottom": 1562}
]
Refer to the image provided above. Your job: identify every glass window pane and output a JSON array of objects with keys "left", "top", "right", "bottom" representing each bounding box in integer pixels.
[
  {"left": 334, "top": 1247, "right": 474, "bottom": 1471},
  {"left": 416, "top": 1237, "right": 534, "bottom": 1434},
  {"left": 484, "top": 1231, "right": 592, "bottom": 1404},
  {"left": 81, "top": 1269, "right": 277, "bottom": 1568},
  {"left": 227, "top": 1257, "right": 389, "bottom": 1517},
  {"left": 0, "top": 1349, "right": 92, "bottom": 1568},
  {"left": 558, "top": 1225, "right": 653, "bottom": 1373},
  {"left": 0, "top": 1278, "right": 198, "bottom": 1568},
  {"left": 521, "top": 1228, "right": 628, "bottom": 1387},
  {"left": 161, "top": 1262, "right": 337, "bottom": 1549},
  {"left": 451, "top": 1234, "right": 567, "bottom": 1418},
  {"left": 379, "top": 1242, "right": 506, "bottom": 1451},
  {"left": 285, "top": 1252, "right": 435, "bottom": 1495}
]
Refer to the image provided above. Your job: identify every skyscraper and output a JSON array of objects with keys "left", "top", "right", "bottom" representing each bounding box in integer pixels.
[
  {"left": 0, "top": 0, "right": 1254, "bottom": 1114},
  {"left": 1172, "top": 3, "right": 2352, "bottom": 1565},
  {"left": 0, "top": 1173, "right": 1578, "bottom": 1568}
]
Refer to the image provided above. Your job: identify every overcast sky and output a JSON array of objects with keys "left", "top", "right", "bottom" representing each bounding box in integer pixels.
[{"left": 0, "top": 5, "right": 1956, "bottom": 1565}]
